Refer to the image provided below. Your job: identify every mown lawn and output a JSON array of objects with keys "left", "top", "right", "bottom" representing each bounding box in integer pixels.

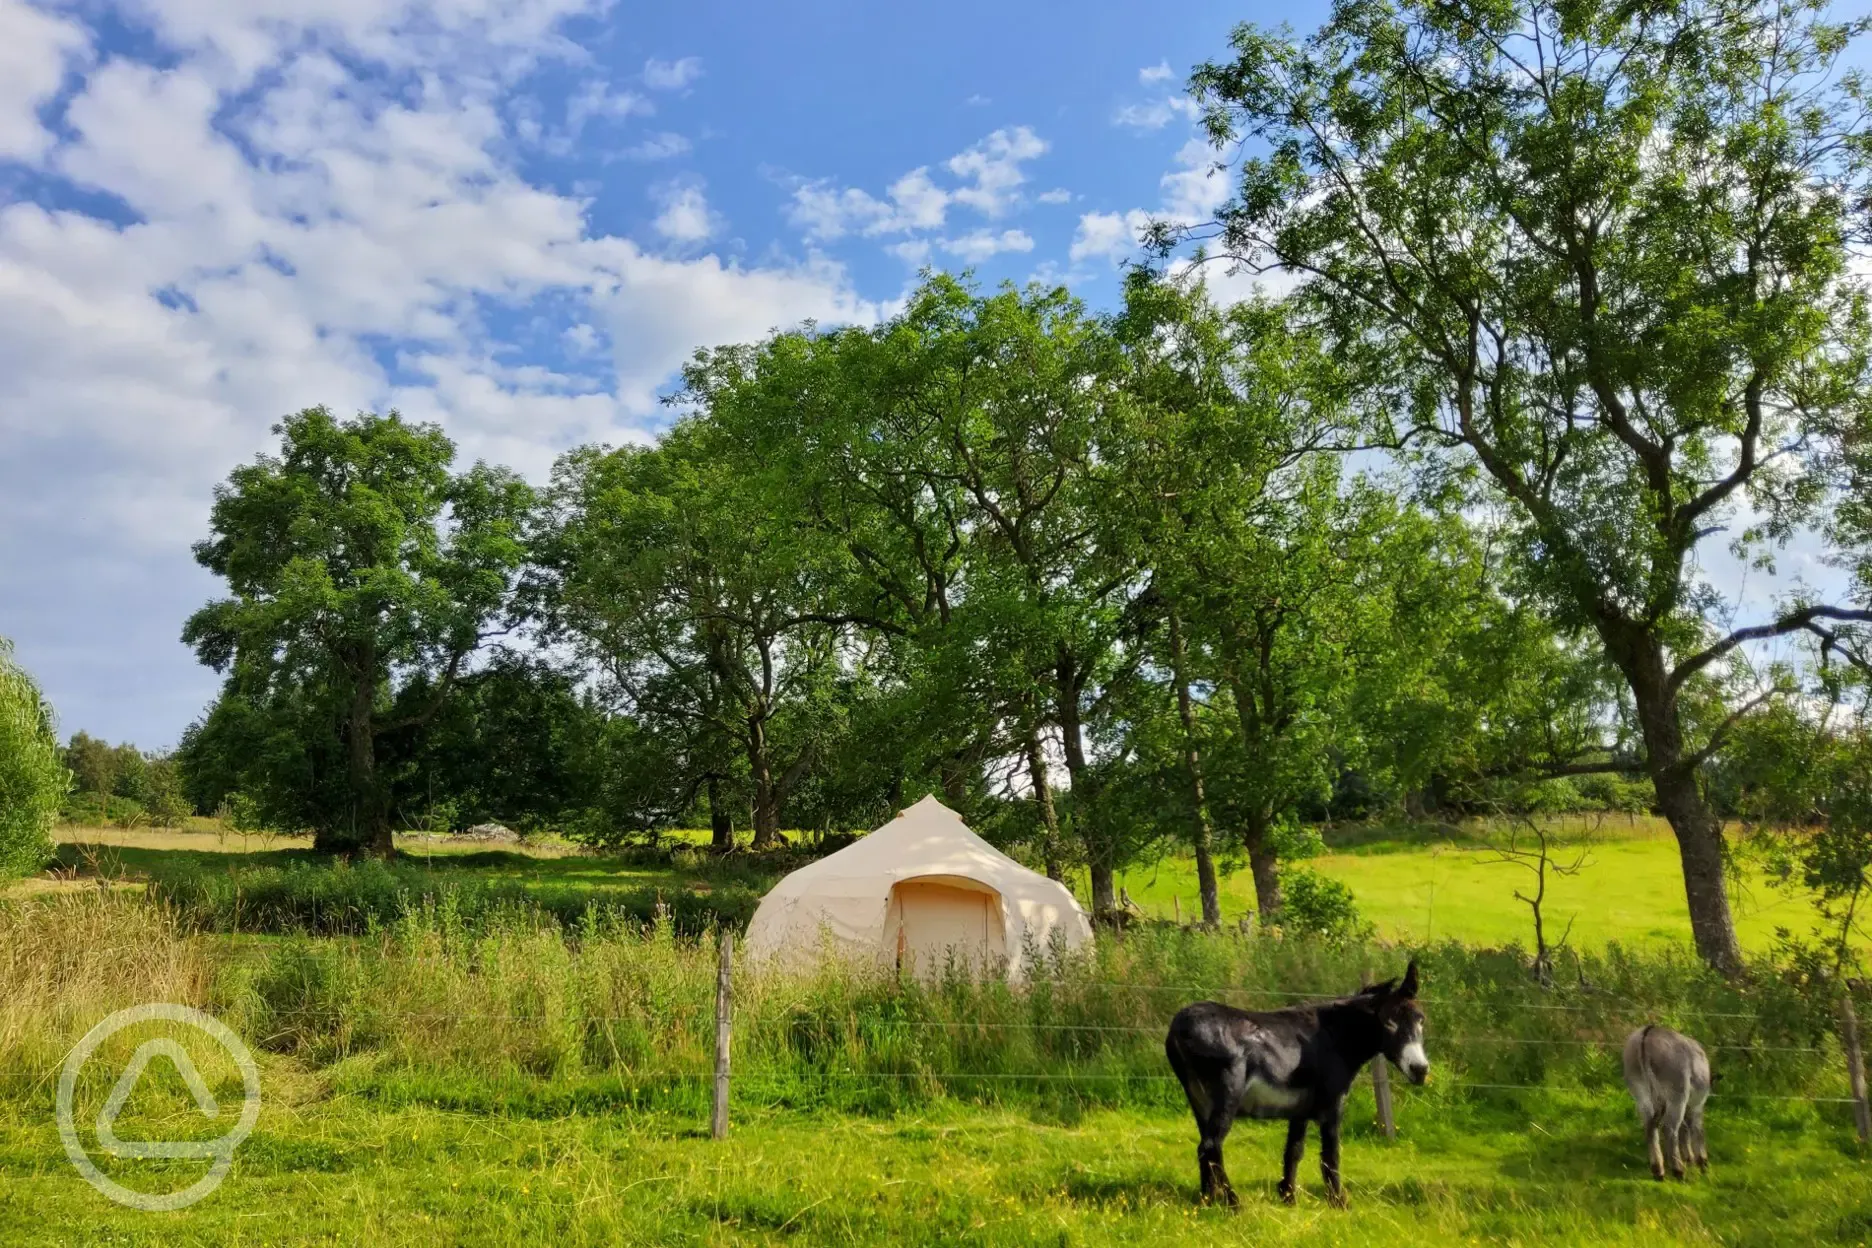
[
  {"left": 1111, "top": 818, "right": 1862, "bottom": 954},
  {"left": 3, "top": 1059, "right": 1866, "bottom": 1247}
]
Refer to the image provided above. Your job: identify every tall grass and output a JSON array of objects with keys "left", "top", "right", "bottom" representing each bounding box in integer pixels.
[
  {"left": 4, "top": 891, "right": 1857, "bottom": 1126},
  {"left": 0, "top": 890, "right": 218, "bottom": 1097},
  {"left": 225, "top": 902, "right": 1853, "bottom": 1120}
]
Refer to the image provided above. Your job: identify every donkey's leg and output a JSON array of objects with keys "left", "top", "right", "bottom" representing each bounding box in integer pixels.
[
  {"left": 1644, "top": 1109, "right": 1666, "bottom": 1180},
  {"left": 1318, "top": 1100, "right": 1348, "bottom": 1208},
  {"left": 1199, "top": 1099, "right": 1242, "bottom": 1209},
  {"left": 1659, "top": 1096, "right": 1688, "bottom": 1180},
  {"left": 1687, "top": 1101, "right": 1709, "bottom": 1172},
  {"left": 1278, "top": 1117, "right": 1308, "bottom": 1205}
]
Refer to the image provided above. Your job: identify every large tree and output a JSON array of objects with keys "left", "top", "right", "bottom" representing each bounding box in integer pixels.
[
  {"left": 183, "top": 407, "right": 533, "bottom": 855},
  {"left": 539, "top": 423, "right": 851, "bottom": 849},
  {"left": 1184, "top": 0, "right": 1872, "bottom": 971}
]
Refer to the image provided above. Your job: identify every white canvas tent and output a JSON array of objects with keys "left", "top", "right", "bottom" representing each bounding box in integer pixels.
[{"left": 742, "top": 795, "right": 1092, "bottom": 980}]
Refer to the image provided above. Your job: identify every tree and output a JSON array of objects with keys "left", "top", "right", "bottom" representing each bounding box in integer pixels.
[
  {"left": 1726, "top": 672, "right": 1872, "bottom": 972},
  {"left": 918, "top": 280, "right": 1138, "bottom": 916},
  {"left": 0, "top": 638, "right": 66, "bottom": 877},
  {"left": 1102, "top": 276, "right": 1344, "bottom": 921},
  {"left": 62, "top": 731, "right": 120, "bottom": 797},
  {"left": 382, "top": 654, "right": 610, "bottom": 835},
  {"left": 538, "top": 423, "right": 847, "bottom": 849},
  {"left": 183, "top": 407, "right": 533, "bottom": 855},
  {"left": 1184, "top": 0, "right": 1872, "bottom": 971}
]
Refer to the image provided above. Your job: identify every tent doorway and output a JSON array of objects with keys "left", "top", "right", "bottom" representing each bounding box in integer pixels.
[{"left": 890, "top": 876, "right": 1007, "bottom": 976}]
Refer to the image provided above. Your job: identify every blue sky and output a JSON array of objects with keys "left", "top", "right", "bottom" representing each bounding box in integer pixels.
[{"left": 0, "top": 0, "right": 1847, "bottom": 749}]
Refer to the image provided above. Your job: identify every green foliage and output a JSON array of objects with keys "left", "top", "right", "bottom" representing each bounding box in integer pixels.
[
  {"left": 1183, "top": 0, "right": 1872, "bottom": 970},
  {"left": 383, "top": 654, "right": 610, "bottom": 835},
  {"left": 1273, "top": 867, "right": 1370, "bottom": 944},
  {"left": 1724, "top": 680, "right": 1872, "bottom": 969},
  {"left": 182, "top": 407, "right": 534, "bottom": 854},
  {"left": 0, "top": 638, "right": 65, "bottom": 876},
  {"left": 147, "top": 857, "right": 760, "bottom": 938}
]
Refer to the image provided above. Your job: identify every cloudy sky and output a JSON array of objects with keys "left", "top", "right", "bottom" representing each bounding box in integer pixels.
[{"left": 0, "top": 0, "right": 1853, "bottom": 749}]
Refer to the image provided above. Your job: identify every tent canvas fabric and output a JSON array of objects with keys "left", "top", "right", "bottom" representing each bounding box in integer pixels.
[{"left": 742, "top": 795, "right": 1093, "bottom": 980}]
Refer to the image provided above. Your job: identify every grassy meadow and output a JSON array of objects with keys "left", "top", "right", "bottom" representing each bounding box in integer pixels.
[
  {"left": 3, "top": 820, "right": 1868, "bottom": 1244},
  {"left": 38, "top": 815, "right": 1858, "bottom": 954},
  {"left": 1110, "top": 817, "right": 1864, "bottom": 954}
]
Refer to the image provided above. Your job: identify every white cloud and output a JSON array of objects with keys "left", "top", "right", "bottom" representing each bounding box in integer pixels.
[
  {"left": 1069, "top": 210, "right": 1152, "bottom": 263},
  {"left": 888, "top": 168, "right": 950, "bottom": 231},
  {"left": 1037, "top": 188, "right": 1072, "bottom": 205},
  {"left": 651, "top": 181, "right": 719, "bottom": 244},
  {"left": 0, "top": 0, "right": 885, "bottom": 745},
  {"left": 945, "top": 126, "right": 1047, "bottom": 217},
  {"left": 643, "top": 56, "right": 702, "bottom": 90},
  {"left": 942, "top": 229, "right": 1034, "bottom": 263},
  {"left": 787, "top": 182, "right": 897, "bottom": 241},
  {"left": 589, "top": 246, "right": 883, "bottom": 412},
  {"left": 1139, "top": 61, "right": 1175, "bottom": 85},
  {"left": 621, "top": 130, "right": 691, "bottom": 160},
  {"left": 1070, "top": 140, "right": 1228, "bottom": 265},
  {"left": 965, "top": 93, "right": 990, "bottom": 106},
  {"left": 567, "top": 79, "right": 650, "bottom": 131},
  {"left": 787, "top": 126, "right": 1049, "bottom": 246},
  {"left": 886, "top": 239, "right": 933, "bottom": 267},
  {"left": 0, "top": 0, "right": 89, "bottom": 161},
  {"left": 1160, "top": 137, "right": 1228, "bottom": 221},
  {"left": 1113, "top": 95, "right": 1199, "bottom": 131}
]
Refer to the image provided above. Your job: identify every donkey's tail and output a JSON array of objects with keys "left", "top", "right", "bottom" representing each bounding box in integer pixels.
[{"left": 1633, "top": 1023, "right": 1659, "bottom": 1120}]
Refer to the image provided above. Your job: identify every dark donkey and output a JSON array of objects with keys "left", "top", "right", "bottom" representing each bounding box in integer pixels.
[{"left": 1164, "top": 962, "right": 1429, "bottom": 1207}]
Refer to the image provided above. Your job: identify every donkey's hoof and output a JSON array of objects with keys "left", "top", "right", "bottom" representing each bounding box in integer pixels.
[
  {"left": 1278, "top": 1184, "right": 1296, "bottom": 1206},
  {"left": 1650, "top": 1168, "right": 1665, "bottom": 1181},
  {"left": 1328, "top": 1190, "right": 1349, "bottom": 1209}
]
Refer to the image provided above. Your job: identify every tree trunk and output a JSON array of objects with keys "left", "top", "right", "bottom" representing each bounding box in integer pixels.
[
  {"left": 1168, "top": 611, "right": 1221, "bottom": 927},
  {"left": 1651, "top": 765, "right": 1741, "bottom": 973},
  {"left": 1607, "top": 624, "right": 1744, "bottom": 975},
  {"left": 1055, "top": 652, "right": 1114, "bottom": 919},
  {"left": 1244, "top": 801, "right": 1281, "bottom": 921},
  {"left": 708, "top": 775, "right": 734, "bottom": 852},
  {"left": 747, "top": 715, "right": 781, "bottom": 850},
  {"left": 1024, "top": 727, "right": 1065, "bottom": 882},
  {"left": 334, "top": 671, "right": 392, "bottom": 858}
]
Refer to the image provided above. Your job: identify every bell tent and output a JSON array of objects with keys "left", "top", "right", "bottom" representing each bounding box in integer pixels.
[{"left": 742, "top": 795, "right": 1092, "bottom": 979}]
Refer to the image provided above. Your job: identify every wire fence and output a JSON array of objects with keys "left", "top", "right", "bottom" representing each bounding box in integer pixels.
[{"left": 5, "top": 1008, "right": 1860, "bottom": 1108}]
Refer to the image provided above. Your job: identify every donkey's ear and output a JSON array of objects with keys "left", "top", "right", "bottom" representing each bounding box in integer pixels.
[
  {"left": 1398, "top": 960, "right": 1420, "bottom": 999},
  {"left": 1360, "top": 978, "right": 1396, "bottom": 999}
]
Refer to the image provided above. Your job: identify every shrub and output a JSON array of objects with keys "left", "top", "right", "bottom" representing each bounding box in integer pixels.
[
  {"left": 1277, "top": 867, "right": 1371, "bottom": 943},
  {"left": 0, "top": 639, "right": 65, "bottom": 877},
  {"left": 147, "top": 857, "right": 761, "bottom": 938}
]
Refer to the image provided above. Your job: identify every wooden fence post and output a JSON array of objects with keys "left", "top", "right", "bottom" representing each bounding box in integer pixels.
[
  {"left": 1364, "top": 969, "right": 1396, "bottom": 1140},
  {"left": 712, "top": 929, "right": 733, "bottom": 1140},
  {"left": 1842, "top": 988, "right": 1871, "bottom": 1148}
]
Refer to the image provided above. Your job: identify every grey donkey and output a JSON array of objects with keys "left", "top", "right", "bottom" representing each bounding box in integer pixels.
[{"left": 1622, "top": 1024, "right": 1711, "bottom": 1180}]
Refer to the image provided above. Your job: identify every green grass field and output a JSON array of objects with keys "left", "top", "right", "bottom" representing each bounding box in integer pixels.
[
  {"left": 5, "top": 1082, "right": 1867, "bottom": 1246},
  {"left": 1109, "top": 819, "right": 1861, "bottom": 953},
  {"left": 39, "top": 816, "right": 1862, "bottom": 953},
  {"left": 7, "top": 821, "right": 1868, "bottom": 1245}
]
